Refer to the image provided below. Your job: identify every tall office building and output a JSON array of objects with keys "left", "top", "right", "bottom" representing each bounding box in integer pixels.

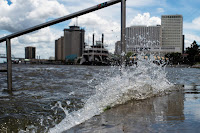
[
  {"left": 126, "top": 25, "right": 161, "bottom": 53},
  {"left": 55, "top": 26, "right": 85, "bottom": 61},
  {"left": 25, "top": 46, "right": 36, "bottom": 59},
  {"left": 161, "top": 15, "right": 183, "bottom": 53}
]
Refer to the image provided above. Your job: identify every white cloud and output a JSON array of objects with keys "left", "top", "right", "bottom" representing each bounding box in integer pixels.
[
  {"left": 127, "top": 0, "right": 165, "bottom": 7},
  {"left": 183, "top": 17, "right": 200, "bottom": 48},
  {"left": 0, "top": 27, "right": 63, "bottom": 59},
  {"left": 185, "top": 33, "right": 200, "bottom": 48},
  {"left": 0, "top": 0, "right": 69, "bottom": 32},
  {"left": 18, "top": 28, "right": 61, "bottom": 44},
  {"left": 0, "top": 0, "right": 68, "bottom": 59},
  {"left": 184, "top": 17, "right": 200, "bottom": 31},
  {"left": 157, "top": 8, "right": 165, "bottom": 13},
  {"left": 69, "top": 13, "right": 121, "bottom": 53},
  {"left": 129, "top": 13, "right": 161, "bottom": 26},
  {"left": 0, "top": 43, "right": 6, "bottom": 56},
  {"left": 17, "top": 27, "right": 63, "bottom": 59},
  {"left": 127, "top": 0, "right": 154, "bottom": 7}
]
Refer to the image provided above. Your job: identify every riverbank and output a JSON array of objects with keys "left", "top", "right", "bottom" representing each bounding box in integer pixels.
[
  {"left": 166, "top": 64, "right": 200, "bottom": 68},
  {"left": 192, "top": 64, "right": 200, "bottom": 68}
]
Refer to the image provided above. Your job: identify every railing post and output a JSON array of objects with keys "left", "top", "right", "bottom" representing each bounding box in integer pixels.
[
  {"left": 6, "top": 38, "right": 12, "bottom": 92},
  {"left": 121, "top": 0, "right": 126, "bottom": 62}
]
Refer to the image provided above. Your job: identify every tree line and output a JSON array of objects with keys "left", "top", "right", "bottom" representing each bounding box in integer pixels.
[{"left": 165, "top": 41, "right": 200, "bottom": 65}]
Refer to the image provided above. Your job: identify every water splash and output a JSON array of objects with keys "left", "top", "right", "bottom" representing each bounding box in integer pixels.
[{"left": 48, "top": 55, "right": 173, "bottom": 133}]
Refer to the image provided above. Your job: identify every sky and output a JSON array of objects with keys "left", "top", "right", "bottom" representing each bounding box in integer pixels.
[{"left": 0, "top": 0, "right": 200, "bottom": 59}]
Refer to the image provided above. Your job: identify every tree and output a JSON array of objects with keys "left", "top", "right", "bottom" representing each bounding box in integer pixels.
[
  {"left": 165, "top": 52, "right": 182, "bottom": 65},
  {"left": 185, "top": 40, "right": 200, "bottom": 65},
  {"left": 126, "top": 52, "right": 133, "bottom": 58}
]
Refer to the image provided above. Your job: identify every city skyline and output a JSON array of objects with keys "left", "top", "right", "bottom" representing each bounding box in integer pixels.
[
  {"left": 124, "top": 14, "right": 184, "bottom": 55},
  {"left": 0, "top": 0, "right": 199, "bottom": 59}
]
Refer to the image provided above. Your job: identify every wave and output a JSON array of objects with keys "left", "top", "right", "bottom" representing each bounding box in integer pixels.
[{"left": 49, "top": 55, "right": 174, "bottom": 133}]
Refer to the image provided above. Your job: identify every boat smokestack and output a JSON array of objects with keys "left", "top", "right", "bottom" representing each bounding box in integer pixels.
[
  {"left": 93, "top": 33, "right": 95, "bottom": 47},
  {"left": 102, "top": 33, "right": 104, "bottom": 45}
]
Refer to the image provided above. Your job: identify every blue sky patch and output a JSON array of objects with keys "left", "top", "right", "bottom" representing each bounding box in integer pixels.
[{"left": 6, "top": 0, "right": 12, "bottom": 5}]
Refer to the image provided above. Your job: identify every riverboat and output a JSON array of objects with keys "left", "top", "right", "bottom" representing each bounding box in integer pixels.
[{"left": 80, "top": 41, "right": 110, "bottom": 65}]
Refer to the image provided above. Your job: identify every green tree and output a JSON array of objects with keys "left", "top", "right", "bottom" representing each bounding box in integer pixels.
[
  {"left": 186, "top": 40, "right": 200, "bottom": 65},
  {"left": 125, "top": 52, "right": 133, "bottom": 58},
  {"left": 165, "top": 52, "right": 182, "bottom": 65}
]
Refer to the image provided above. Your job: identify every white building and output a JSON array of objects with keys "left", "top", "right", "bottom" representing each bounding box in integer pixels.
[
  {"left": 125, "top": 25, "right": 161, "bottom": 53},
  {"left": 115, "top": 15, "right": 184, "bottom": 55},
  {"left": 161, "top": 15, "right": 183, "bottom": 53},
  {"left": 115, "top": 41, "right": 121, "bottom": 55}
]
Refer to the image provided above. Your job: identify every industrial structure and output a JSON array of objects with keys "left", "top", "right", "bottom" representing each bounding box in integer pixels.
[
  {"left": 55, "top": 26, "right": 85, "bottom": 61},
  {"left": 25, "top": 46, "right": 36, "bottom": 59},
  {"left": 64, "top": 26, "right": 85, "bottom": 60},
  {"left": 0, "top": 0, "right": 126, "bottom": 92},
  {"left": 55, "top": 37, "right": 64, "bottom": 61}
]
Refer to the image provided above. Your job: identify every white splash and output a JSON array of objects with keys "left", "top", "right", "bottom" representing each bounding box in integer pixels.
[{"left": 48, "top": 55, "right": 173, "bottom": 133}]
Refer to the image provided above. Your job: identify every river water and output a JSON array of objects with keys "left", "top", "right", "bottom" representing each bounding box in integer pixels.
[{"left": 0, "top": 57, "right": 200, "bottom": 133}]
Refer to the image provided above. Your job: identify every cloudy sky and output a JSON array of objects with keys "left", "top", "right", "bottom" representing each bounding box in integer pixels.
[{"left": 0, "top": 0, "right": 200, "bottom": 59}]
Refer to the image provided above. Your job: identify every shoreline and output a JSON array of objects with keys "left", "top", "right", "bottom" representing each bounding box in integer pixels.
[
  {"left": 167, "top": 64, "right": 200, "bottom": 68},
  {"left": 191, "top": 64, "right": 200, "bottom": 68},
  {"left": 1, "top": 63, "right": 200, "bottom": 68}
]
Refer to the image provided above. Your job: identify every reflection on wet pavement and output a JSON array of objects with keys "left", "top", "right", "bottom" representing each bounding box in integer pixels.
[{"left": 69, "top": 86, "right": 200, "bottom": 133}]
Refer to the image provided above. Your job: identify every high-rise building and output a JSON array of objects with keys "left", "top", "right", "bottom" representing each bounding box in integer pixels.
[
  {"left": 25, "top": 46, "right": 36, "bottom": 59},
  {"left": 161, "top": 15, "right": 183, "bottom": 53},
  {"left": 55, "top": 26, "right": 85, "bottom": 61},
  {"left": 125, "top": 25, "right": 161, "bottom": 53}
]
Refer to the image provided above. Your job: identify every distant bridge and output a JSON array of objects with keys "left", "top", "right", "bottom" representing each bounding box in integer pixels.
[
  {"left": 0, "top": 54, "right": 22, "bottom": 59},
  {"left": 0, "top": 54, "right": 15, "bottom": 58}
]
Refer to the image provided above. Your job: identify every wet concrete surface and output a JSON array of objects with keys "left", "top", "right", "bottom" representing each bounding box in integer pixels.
[{"left": 68, "top": 87, "right": 200, "bottom": 133}]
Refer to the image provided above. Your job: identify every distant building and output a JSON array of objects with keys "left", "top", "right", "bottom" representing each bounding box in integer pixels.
[
  {"left": 55, "top": 26, "right": 85, "bottom": 61},
  {"left": 122, "top": 15, "right": 184, "bottom": 55},
  {"left": 161, "top": 15, "right": 183, "bottom": 53},
  {"left": 25, "top": 46, "right": 36, "bottom": 59},
  {"left": 64, "top": 26, "right": 85, "bottom": 60},
  {"left": 125, "top": 25, "right": 161, "bottom": 53},
  {"left": 55, "top": 36, "right": 64, "bottom": 61},
  {"left": 49, "top": 57, "right": 55, "bottom": 60},
  {"left": 81, "top": 40, "right": 109, "bottom": 65},
  {"left": 115, "top": 41, "right": 121, "bottom": 55}
]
